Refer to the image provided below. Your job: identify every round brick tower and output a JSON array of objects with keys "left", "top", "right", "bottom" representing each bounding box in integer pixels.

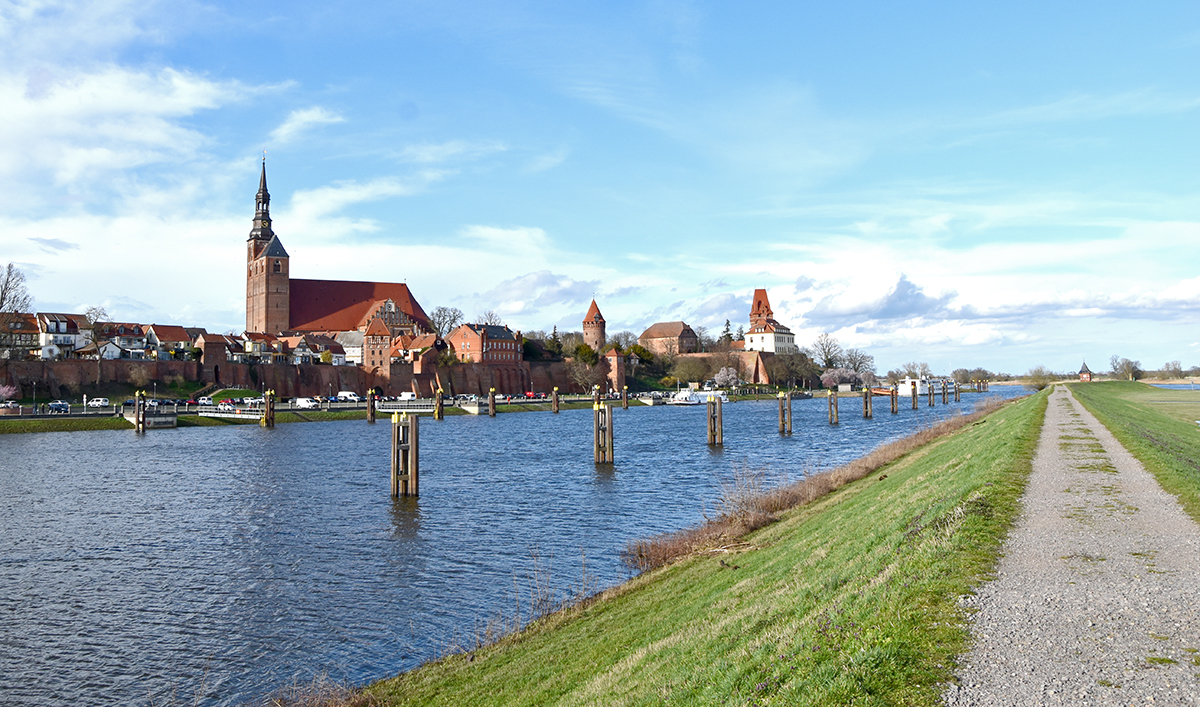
[{"left": 582, "top": 299, "right": 606, "bottom": 352}]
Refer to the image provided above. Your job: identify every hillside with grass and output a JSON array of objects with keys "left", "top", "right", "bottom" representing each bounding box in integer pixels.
[{"left": 346, "top": 392, "right": 1047, "bottom": 706}]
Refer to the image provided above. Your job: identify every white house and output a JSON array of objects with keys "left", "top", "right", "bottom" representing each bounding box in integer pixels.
[{"left": 743, "top": 289, "right": 798, "bottom": 355}]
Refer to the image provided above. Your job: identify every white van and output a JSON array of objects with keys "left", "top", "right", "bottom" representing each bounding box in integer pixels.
[
  {"left": 337, "top": 391, "right": 361, "bottom": 402},
  {"left": 397, "top": 392, "right": 417, "bottom": 401}
]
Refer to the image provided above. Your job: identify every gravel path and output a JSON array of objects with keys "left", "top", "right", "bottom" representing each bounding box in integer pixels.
[{"left": 945, "top": 386, "right": 1200, "bottom": 706}]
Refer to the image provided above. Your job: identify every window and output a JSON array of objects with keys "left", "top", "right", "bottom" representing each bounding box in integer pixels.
[{"left": 273, "top": 260, "right": 281, "bottom": 273}]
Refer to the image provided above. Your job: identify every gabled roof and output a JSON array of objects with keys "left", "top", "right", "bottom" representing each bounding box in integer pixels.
[
  {"left": 464, "top": 323, "right": 519, "bottom": 341},
  {"left": 289, "top": 279, "right": 430, "bottom": 333},
  {"left": 585, "top": 299, "right": 604, "bottom": 323},
  {"left": 261, "top": 235, "right": 289, "bottom": 258},
  {"left": 639, "top": 321, "right": 697, "bottom": 340},
  {"left": 147, "top": 324, "right": 192, "bottom": 343},
  {"left": 1080, "top": 361, "right": 1092, "bottom": 374},
  {"left": 4, "top": 313, "right": 38, "bottom": 331}
]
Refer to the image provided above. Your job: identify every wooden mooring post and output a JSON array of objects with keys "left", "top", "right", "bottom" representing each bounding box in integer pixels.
[
  {"left": 488, "top": 388, "right": 496, "bottom": 417},
  {"left": 829, "top": 389, "right": 839, "bottom": 424},
  {"left": 863, "top": 386, "right": 872, "bottom": 418},
  {"left": 942, "top": 380, "right": 948, "bottom": 405},
  {"left": 706, "top": 397, "right": 723, "bottom": 446},
  {"left": 622, "top": 385, "right": 628, "bottom": 410},
  {"left": 390, "top": 413, "right": 419, "bottom": 497},
  {"left": 778, "top": 392, "right": 792, "bottom": 435},
  {"left": 911, "top": 382, "right": 918, "bottom": 410},
  {"left": 134, "top": 390, "right": 146, "bottom": 434},
  {"left": 954, "top": 382, "right": 961, "bottom": 402},
  {"left": 366, "top": 391, "right": 376, "bottom": 424},
  {"left": 891, "top": 385, "right": 898, "bottom": 414},
  {"left": 552, "top": 387, "right": 560, "bottom": 413},
  {"left": 593, "top": 402, "right": 614, "bottom": 463},
  {"left": 927, "top": 383, "right": 935, "bottom": 407},
  {"left": 260, "top": 389, "right": 276, "bottom": 428},
  {"left": 434, "top": 389, "right": 444, "bottom": 420}
]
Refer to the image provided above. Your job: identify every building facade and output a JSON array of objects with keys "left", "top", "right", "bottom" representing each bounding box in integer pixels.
[
  {"left": 743, "top": 289, "right": 797, "bottom": 355},
  {"left": 638, "top": 321, "right": 699, "bottom": 357}
]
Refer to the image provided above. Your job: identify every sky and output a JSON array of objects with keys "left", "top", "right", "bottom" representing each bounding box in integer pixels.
[{"left": 2, "top": 1, "right": 1199, "bottom": 376}]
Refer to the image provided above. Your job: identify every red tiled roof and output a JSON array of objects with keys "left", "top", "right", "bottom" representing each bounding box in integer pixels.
[
  {"left": 364, "top": 317, "right": 390, "bottom": 337},
  {"left": 147, "top": 324, "right": 191, "bottom": 343},
  {"left": 639, "top": 321, "right": 696, "bottom": 340},
  {"left": 289, "top": 279, "right": 430, "bottom": 333},
  {"left": 585, "top": 299, "right": 604, "bottom": 322}
]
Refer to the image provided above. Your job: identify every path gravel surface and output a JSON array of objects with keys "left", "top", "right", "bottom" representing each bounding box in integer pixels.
[{"left": 946, "top": 386, "right": 1200, "bottom": 706}]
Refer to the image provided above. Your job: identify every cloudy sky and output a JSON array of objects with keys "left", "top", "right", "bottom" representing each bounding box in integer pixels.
[{"left": 3, "top": 1, "right": 1198, "bottom": 374}]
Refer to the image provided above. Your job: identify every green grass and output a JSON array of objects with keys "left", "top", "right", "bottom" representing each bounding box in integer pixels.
[
  {"left": 0, "top": 416, "right": 133, "bottom": 434},
  {"left": 1070, "top": 381, "right": 1200, "bottom": 524},
  {"left": 207, "top": 388, "right": 261, "bottom": 401},
  {"left": 364, "top": 391, "right": 1048, "bottom": 706}
]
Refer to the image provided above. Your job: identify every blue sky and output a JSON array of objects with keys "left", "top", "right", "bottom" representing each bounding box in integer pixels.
[{"left": 2, "top": 1, "right": 1198, "bottom": 375}]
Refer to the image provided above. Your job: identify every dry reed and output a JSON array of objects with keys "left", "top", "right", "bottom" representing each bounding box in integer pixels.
[{"left": 621, "top": 397, "right": 1009, "bottom": 572}]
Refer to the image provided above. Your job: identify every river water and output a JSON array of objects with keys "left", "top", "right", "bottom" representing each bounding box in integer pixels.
[{"left": 0, "top": 388, "right": 1025, "bottom": 705}]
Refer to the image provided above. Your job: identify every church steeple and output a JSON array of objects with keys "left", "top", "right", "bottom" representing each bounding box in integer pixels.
[{"left": 248, "top": 158, "right": 274, "bottom": 245}]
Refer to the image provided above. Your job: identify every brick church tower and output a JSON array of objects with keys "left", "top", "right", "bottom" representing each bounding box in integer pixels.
[
  {"left": 246, "top": 161, "right": 291, "bottom": 334},
  {"left": 583, "top": 299, "right": 606, "bottom": 352}
]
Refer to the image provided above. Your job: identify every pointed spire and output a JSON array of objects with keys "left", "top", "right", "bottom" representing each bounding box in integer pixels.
[{"left": 249, "top": 157, "right": 274, "bottom": 243}]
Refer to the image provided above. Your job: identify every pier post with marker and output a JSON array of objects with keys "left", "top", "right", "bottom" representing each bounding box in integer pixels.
[
  {"left": 391, "top": 413, "right": 419, "bottom": 497},
  {"left": 942, "top": 380, "right": 948, "bottom": 405},
  {"left": 954, "top": 381, "right": 961, "bottom": 402},
  {"left": 829, "top": 389, "right": 839, "bottom": 425},
  {"left": 891, "top": 385, "right": 898, "bottom": 414},
  {"left": 911, "top": 382, "right": 918, "bottom": 410},
  {"left": 367, "top": 390, "right": 376, "bottom": 424},
  {"left": 552, "top": 387, "right": 560, "bottom": 413},
  {"left": 488, "top": 388, "right": 496, "bottom": 417},
  {"left": 622, "top": 385, "right": 628, "bottom": 410},
  {"left": 928, "top": 383, "right": 935, "bottom": 407},
  {"left": 261, "top": 389, "right": 275, "bottom": 428},
  {"left": 863, "top": 387, "right": 872, "bottom": 418},
  {"left": 434, "top": 389, "right": 444, "bottom": 420},
  {"left": 778, "top": 392, "right": 792, "bottom": 435}
]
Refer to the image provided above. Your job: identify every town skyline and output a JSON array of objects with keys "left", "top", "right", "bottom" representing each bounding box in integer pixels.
[{"left": 3, "top": 2, "right": 1198, "bottom": 375}]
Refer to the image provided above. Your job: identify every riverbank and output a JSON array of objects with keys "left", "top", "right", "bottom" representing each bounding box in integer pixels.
[{"left": 324, "top": 391, "right": 1048, "bottom": 706}]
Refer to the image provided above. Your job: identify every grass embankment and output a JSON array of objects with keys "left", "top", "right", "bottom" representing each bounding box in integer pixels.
[
  {"left": 356, "top": 392, "right": 1047, "bottom": 707},
  {"left": 1070, "top": 381, "right": 1200, "bottom": 523},
  {"left": 0, "top": 416, "right": 134, "bottom": 434}
]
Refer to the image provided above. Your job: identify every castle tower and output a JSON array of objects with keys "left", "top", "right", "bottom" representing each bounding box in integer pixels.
[
  {"left": 582, "top": 299, "right": 606, "bottom": 352},
  {"left": 246, "top": 161, "right": 291, "bottom": 334},
  {"left": 749, "top": 288, "right": 773, "bottom": 328}
]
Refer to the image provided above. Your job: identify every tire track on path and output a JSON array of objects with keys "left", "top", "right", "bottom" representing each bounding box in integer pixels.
[{"left": 946, "top": 385, "right": 1200, "bottom": 705}]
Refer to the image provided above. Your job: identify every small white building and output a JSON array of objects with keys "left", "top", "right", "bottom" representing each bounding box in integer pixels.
[{"left": 743, "top": 289, "right": 798, "bottom": 355}]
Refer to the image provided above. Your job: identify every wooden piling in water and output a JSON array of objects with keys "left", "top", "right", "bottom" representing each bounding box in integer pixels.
[
  {"left": 829, "top": 389, "right": 839, "bottom": 424},
  {"left": 552, "top": 387, "right": 560, "bottom": 413},
  {"left": 367, "top": 391, "right": 376, "bottom": 424},
  {"left": 891, "top": 385, "right": 898, "bottom": 414},
  {"left": 434, "top": 389, "right": 444, "bottom": 420},
  {"left": 390, "top": 413, "right": 419, "bottom": 497},
  {"left": 942, "top": 380, "right": 948, "bottom": 405},
  {"left": 954, "top": 382, "right": 961, "bottom": 402},
  {"left": 863, "top": 387, "right": 872, "bottom": 418},
  {"left": 911, "top": 382, "right": 918, "bottom": 410},
  {"left": 593, "top": 403, "right": 614, "bottom": 463},
  {"left": 488, "top": 388, "right": 496, "bottom": 417},
  {"left": 261, "top": 389, "right": 276, "bottom": 428},
  {"left": 134, "top": 390, "right": 146, "bottom": 434},
  {"left": 707, "top": 397, "right": 724, "bottom": 446},
  {"left": 622, "top": 385, "right": 628, "bottom": 410},
  {"left": 778, "top": 392, "right": 793, "bottom": 435},
  {"left": 928, "top": 383, "right": 935, "bottom": 407}
]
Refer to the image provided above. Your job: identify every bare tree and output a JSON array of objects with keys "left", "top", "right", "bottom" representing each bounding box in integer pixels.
[
  {"left": 80, "top": 306, "right": 110, "bottom": 383},
  {"left": 810, "top": 333, "right": 843, "bottom": 369},
  {"left": 842, "top": 348, "right": 875, "bottom": 374},
  {"left": 901, "top": 361, "right": 932, "bottom": 378},
  {"left": 609, "top": 330, "right": 637, "bottom": 350},
  {"left": 475, "top": 310, "right": 504, "bottom": 326},
  {"left": 1025, "top": 365, "right": 1056, "bottom": 391},
  {"left": 429, "top": 306, "right": 463, "bottom": 336},
  {"left": 1110, "top": 356, "right": 1142, "bottom": 381},
  {"left": 0, "top": 263, "right": 33, "bottom": 363},
  {"left": 1161, "top": 360, "right": 1183, "bottom": 380}
]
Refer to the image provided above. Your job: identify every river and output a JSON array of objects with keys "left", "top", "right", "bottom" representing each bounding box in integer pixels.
[{"left": 0, "top": 388, "right": 1025, "bottom": 705}]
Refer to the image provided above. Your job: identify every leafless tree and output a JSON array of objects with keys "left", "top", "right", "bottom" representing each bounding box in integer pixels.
[
  {"left": 1161, "top": 360, "right": 1183, "bottom": 379},
  {"left": 475, "top": 310, "right": 505, "bottom": 326},
  {"left": 429, "top": 306, "right": 464, "bottom": 336},
  {"left": 80, "top": 306, "right": 110, "bottom": 383},
  {"left": 1110, "top": 356, "right": 1141, "bottom": 381},
  {"left": 810, "top": 333, "right": 843, "bottom": 369},
  {"left": 609, "top": 330, "right": 637, "bottom": 350},
  {"left": 901, "top": 361, "right": 932, "bottom": 378},
  {"left": 842, "top": 347, "right": 875, "bottom": 374},
  {"left": 0, "top": 263, "right": 33, "bottom": 363}
]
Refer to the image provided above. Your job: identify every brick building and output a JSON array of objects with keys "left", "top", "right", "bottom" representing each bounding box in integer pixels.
[
  {"left": 638, "top": 321, "right": 699, "bottom": 357},
  {"left": 582, "top": 299, "right": 606, "bottom": 352}
]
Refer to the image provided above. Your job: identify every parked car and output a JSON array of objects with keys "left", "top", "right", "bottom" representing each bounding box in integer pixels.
[
  {"left": 48, "top": 400, "right": 70, "bottom": 414},
  {"left": 198, "top": 396, "right": 213, "bottom": 406},
  {"left": 123, "top": 399, "right": 136, "bottom": 406},
  {"left": 184, "top": 399, "right": 199, "bottom": 405},
  {"left": 1, "top": 401, "right": 19, "bottom": 409},
  {"left": 217, "top": 402, "right": 236, "bottom": 412},
  {"left": 337, "top": 391, "right": 362, "bottom": 402},
  {"left": 294, "top": 397, "right": 320, "bottom": 409},
  {"left": 86, "top": 397, "right": 110, "bottom": 407}
]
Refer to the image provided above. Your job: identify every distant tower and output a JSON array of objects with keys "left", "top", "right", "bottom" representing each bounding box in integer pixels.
[
  {"left": 749, "top": 288, "right": 773, "bottom": 328},
  {"left": 246, "top": 161, "right": 290, "bottom": 334},
  {"left": 583, "top": 299, "right": 606, "bottom": 351}
]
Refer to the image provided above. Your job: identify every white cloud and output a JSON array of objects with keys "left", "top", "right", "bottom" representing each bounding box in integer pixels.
[
  {"left": 269, "top": 106, "right": 345, "bottom": 144},
  {"left": 397, "top": 140, "right": 507, "bottom": 164}
]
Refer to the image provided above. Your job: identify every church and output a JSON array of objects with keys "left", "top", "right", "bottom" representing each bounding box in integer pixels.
[{"left": 244, "top": 162, "right": 431, "bottom": 338}]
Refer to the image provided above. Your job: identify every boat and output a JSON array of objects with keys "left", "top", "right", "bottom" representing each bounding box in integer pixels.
[
  {"left": 695, "top": 391, "right": 730, "bottom": 403},
  {"left": 666, "top": 390, "right": 702, "bottom": 406}
]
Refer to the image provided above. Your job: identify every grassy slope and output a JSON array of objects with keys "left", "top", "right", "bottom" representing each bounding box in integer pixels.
[
  {"left": 1069, "top": 381, "right": 1200, "bottom": 523},
  {"left": 0, "top": 416, "right": 133, "bottom": 434},
  {"left": 368, "top": 392, "right": 1047, "bottom": 707}
]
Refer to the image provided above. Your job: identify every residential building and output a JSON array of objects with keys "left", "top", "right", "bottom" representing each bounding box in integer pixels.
[
  {"left": 146, "top": 324, "right": 194, "bottom": 360},
  {"left": 1, "top": 313, "right": 39, "bottom": 360},
  {"left": 37, "top": 313, "right": 86, "bottom": 359},
  {"left": 446, "top": 323, "right": 523, "bottom": 364}
]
